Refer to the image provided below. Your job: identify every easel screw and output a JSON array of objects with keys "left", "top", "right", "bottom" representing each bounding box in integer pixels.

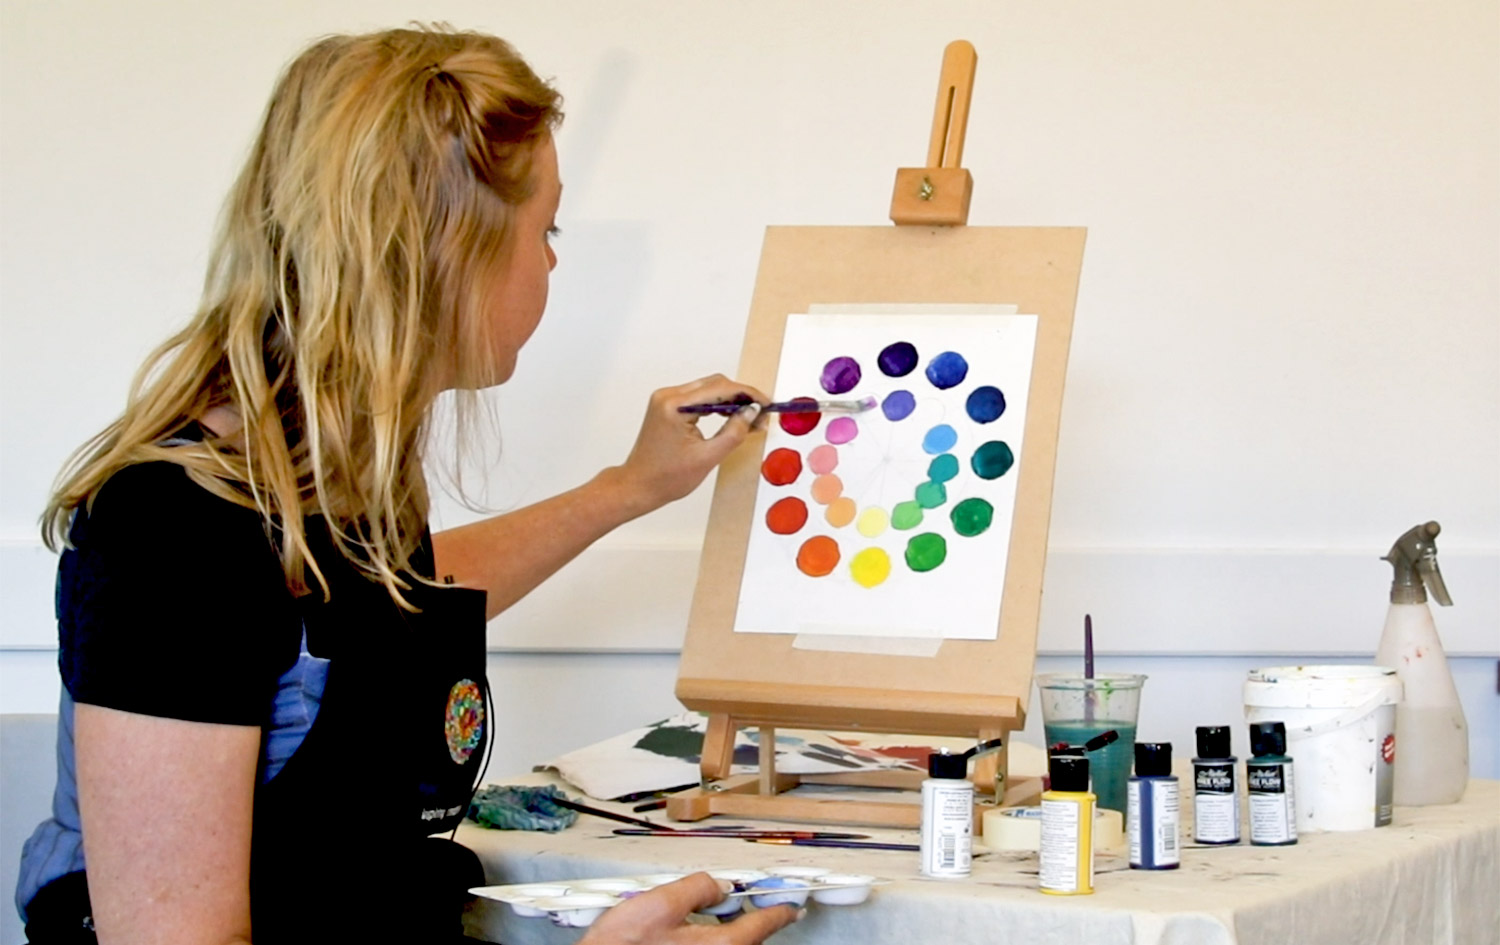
[{"left": 918, "top": 176, "right": 935, "bottom": 201}]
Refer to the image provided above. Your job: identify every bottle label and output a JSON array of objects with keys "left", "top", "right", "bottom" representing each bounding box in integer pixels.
[
  {"left": 1040, "top": 797, "right": 1094, "bottom": 893},
  {"left": 1128, "top": 779, "right": 1181, "bottom": 868},
  {"left": 1193, "top": 761, "right": 1240, "bottom": 843},
  {"left": 920, "top": 781, "right": 973, "bottom": 877},
  {"left": 1248, "top": 762, "right": 1297, "bottom": 844}
]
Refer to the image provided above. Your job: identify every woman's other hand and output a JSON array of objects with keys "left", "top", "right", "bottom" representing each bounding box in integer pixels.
[
  {"left": 613, "top": 375, "right": 768, "bottom": 515},
  {"left": 578, "top": 873, "right": 801, "bottom": 945}
]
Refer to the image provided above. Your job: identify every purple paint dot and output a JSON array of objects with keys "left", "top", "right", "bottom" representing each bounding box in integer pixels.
[
  {"left": 826, "top": 417, "right": 859, "bottom": 444},
  {"left": 882, "top": 390, "right": 916, "bottom": 421},
  {"left": 925, "top": 352, "right": 969, "bottom": 390},
  {"left": 878, "top": 341, "right": 919, "bottom": 377},
  {"left": 821, "top": 357, "right": 862, "bottom": 395}
]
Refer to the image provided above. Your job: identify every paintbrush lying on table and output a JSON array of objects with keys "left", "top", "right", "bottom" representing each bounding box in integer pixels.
[{"left": 677, "top": 395, "right": 877, "bottom": 416}]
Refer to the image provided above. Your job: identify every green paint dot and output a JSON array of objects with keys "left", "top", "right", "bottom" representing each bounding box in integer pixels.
[
  {"left": 905, "top": 532, "right": 947, "bottom": 572},
  {"left": 928, "top": 453, "right": 959, "bottom": 483},
  {"left": 971, "top": 440, "right": 1015, "bottom": 480},
  {"left": 915, "top": 480, "right": 948, "bottom": 509},
  {"left": 951, "top": 497, "right": 994, "bottom": 537},
  {"left": 891, "top": 501, "right": 924, "bottom": 530}
]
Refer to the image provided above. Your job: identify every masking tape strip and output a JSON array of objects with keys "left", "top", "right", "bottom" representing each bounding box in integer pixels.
[{"left": 791, "top": 634, "right": 944, "bottom": 657}]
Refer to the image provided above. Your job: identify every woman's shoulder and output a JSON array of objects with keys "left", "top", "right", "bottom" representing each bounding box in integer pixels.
[{"left": 70, "top": 458, "right": 274, "bottom": 571}]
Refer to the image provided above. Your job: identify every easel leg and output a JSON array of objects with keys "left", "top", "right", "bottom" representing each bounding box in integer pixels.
[
  {"left": 758, "top": 726, "right": 778, "bottom": 797},
  {"left": 700, "top": 713, "right": 737, "bottom": 781}
]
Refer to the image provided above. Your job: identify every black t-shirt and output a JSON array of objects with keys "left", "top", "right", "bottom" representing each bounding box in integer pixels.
[{"left": 59, "top": 461, "right": 303, "bottom": 723}]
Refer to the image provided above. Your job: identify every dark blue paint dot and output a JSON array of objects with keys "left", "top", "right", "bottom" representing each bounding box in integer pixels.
[
  {"left": 928, "top": 453, "right": 959, "bottom": 483},
  {"left": 821, "top": 356, "right": 862, "bottom": 395},
  {"left": 966, "top": 386, "right": 1006, "bottom": 423},
  {"left": 922, "top": 424, "right": 958, "bottom": 455},
  {"left": 882, "top": 389, "right": 916, "bottom": 421},
  {"left": 926, "top": 352, "right": 969, "bottom": 390},
  {"left": 878, "top": 342, "right": 919, "bottom": 378}
]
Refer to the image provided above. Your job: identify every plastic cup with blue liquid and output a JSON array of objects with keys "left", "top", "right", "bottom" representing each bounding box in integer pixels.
[{"left": 1035, "top": 672, "right": 1147, "bottom": 815}]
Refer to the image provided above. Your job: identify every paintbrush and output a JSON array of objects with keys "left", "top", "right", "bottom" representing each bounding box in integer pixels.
[
  {"left": 751, "top": 838, "right": 920, "bottom": 852},
  {"left": 1084, "top": 613, "right": 1095, "bottom": 725},
  {"left": 677, "top": 395, "right": 877, "bottom": 416},
  {"left": 549, "top": 796, "right": 675, "bottom": 831},
  {"left": 612, "top": 828, "right": 871, "bottom": 840}
]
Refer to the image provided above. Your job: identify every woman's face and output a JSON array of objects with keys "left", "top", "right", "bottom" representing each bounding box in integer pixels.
[{"left": 484, "top": 135, "right": 561, "bottom": 385}]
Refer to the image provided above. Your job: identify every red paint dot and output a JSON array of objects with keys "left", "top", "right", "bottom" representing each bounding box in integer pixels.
[
  {"left": 765, "top": 497, "right": 809, "bottom": 535},
  {"left": 796, "top": 535, "right": 841, "bottom": 576},
  {"left": 778, "top": 398, "right": 822, "bottom": 436},
  {"left": 760, "top": 448, "right": 803, "bottom": 485}
]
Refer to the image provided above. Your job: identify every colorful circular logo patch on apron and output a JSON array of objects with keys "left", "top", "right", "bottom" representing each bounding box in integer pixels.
[{"left": 444, "top": 679, "right": 485, "bottom": 765}]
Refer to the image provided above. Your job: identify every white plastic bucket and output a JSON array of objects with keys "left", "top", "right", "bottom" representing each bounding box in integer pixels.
[{"left": 1243, "top": 665, "right": 1402, "bottom": 832}]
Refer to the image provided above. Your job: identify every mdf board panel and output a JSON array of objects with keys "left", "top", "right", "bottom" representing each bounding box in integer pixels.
[{"left": 678, "top": 225, "right": 1085, "bottom": 734}]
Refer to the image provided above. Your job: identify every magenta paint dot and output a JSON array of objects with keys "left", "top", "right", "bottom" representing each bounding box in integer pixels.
[
  {"left": 820, "top": 357, "right": 862, "bottom": 395},
  {"left": 808, "top": 445, "right": 839, "bottom": 475},
  {"left": 825, "top": 417, "right": 859, "bottom": 444}
]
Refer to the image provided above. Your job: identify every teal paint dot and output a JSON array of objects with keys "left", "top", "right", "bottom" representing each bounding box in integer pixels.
[
  {"left": 951, "top": 497, "right": 994, "bottom": 537},
  {"left": 971, "top": 441, "right": 1015, "bottom": 480},
  {"left": 927, "top": 453, "right": 959, "bottom": 483},
  {"left": 915, "top": 480, "right": 948, "bottom": 509},
  {"left": 922, "top": 424, "right": 958, "bottom": 454},
  {"left": 905, "top": 533, "right": 948, "bottom": 572},
  {"left": 891, "top": 501, "right": 924, "bottom": 530}
]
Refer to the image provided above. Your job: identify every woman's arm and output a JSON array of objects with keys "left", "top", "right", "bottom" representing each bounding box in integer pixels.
[
  {"left": 432, "top": 375, "right": 765, "bottom": 619},
  {"left": 76, "top": 704, "right": 260, "bottom": 945}
]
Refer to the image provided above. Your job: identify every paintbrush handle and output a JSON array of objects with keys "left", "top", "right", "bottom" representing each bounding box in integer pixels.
[
  {"left": 753, "top": 838, "right": 920, "bottom": 852},
  {"left": 550, "top": 796, "right": 670, "bottom": 831}
]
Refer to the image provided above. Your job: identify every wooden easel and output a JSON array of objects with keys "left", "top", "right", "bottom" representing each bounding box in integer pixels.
[{"left": 668, "top": 41, "right": 1085, "bottom": 828}]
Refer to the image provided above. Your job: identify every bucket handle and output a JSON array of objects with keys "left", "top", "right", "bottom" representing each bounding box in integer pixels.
[{"left": 1286, "top": 690, "right": 1392, "bottom": 739}]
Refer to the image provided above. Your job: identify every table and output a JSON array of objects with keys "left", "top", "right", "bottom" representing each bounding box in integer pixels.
[{"left": 457, "top": 776, "right": 1500, "bottom": 945}]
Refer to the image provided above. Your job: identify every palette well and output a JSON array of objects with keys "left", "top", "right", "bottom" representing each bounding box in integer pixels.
[{"left": 470, "top": 870, "right": 888, "bottom": 927}]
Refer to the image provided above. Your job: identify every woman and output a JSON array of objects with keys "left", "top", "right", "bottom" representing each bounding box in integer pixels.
[{"left": 16, "top": 25, "right": 795, "bottom": 945}]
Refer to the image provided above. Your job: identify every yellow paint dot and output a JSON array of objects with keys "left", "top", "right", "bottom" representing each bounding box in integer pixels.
[
  {"left": 825, "top": 496, "right": 857, "bottom": 528},
  {"left": 810, "top": 474, "right": 843, "bottom": 505},
  {"left": 850, "top": 547, "right": 892, "bottom": 588},
  {"left": 856, "top": 506, "right": 889, "bottom": 538}
]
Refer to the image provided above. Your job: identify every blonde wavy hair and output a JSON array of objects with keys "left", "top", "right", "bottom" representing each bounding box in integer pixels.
[{"left": 42, "top": 25, "right": 562, "bottom": 605}]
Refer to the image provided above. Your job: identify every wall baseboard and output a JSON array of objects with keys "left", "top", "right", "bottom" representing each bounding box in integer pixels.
[{"left": 8, "top": 539, "right": 1491, "bottom": 655}]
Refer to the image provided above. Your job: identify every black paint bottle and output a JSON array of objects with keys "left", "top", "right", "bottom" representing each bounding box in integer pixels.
[{"left": 1192, "top": 725, "right": 1240, "bottom": 845}]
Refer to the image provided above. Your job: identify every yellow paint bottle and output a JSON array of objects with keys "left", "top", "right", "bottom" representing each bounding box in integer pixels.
[{"left": 1039, "top": 751, "right": 1095, "bottom": 895}]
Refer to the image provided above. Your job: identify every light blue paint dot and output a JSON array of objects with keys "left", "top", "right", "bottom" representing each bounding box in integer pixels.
[{"left": 922, "top": 424, "right": 958, "bottom": 455}]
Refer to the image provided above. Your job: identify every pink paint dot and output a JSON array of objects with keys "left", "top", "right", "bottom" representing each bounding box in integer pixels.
[
  {"left": 808, "top": 445, "right": 839, "bottom": 475},
  {"left": 825, "top": 417, "right": 859, "bottom": 445}
]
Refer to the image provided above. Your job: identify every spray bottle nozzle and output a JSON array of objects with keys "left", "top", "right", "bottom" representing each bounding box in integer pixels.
[{"left": 1384, "top": 521, "right": 1453, "bottom": 606}]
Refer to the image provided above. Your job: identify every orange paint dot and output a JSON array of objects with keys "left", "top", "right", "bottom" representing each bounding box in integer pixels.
[
  {"left": 824, "top": 497, "right": 856, "bottom": 528},
  {"left": 760, "top": 447, "right": 802, "bottom": 486},
  {"left": 810, "top": 474, "right": 843, "bottom": 505},
  {"left": 796, "top": 535, "right": 841, "bottom": 577},
  {"left": 765, "top": 496, "right": 808, "bottom": 535}
]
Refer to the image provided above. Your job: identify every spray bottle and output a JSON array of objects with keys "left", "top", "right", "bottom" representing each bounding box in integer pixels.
[{"left": 1374, "top": 521, "right": 1468, "bottom": 805}]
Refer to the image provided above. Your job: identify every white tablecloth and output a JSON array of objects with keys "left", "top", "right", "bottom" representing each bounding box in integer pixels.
[{"left": 457, "top": 776, "right": 1500, "bottom": 945}]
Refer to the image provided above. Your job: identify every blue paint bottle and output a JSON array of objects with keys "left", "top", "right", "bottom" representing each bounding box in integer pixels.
[{"left": 1127, "top": 742, "right": 1180, "bottom": 870}]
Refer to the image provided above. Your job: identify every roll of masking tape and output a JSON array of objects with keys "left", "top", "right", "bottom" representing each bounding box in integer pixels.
[{"left": 980, "top": 806, "right": 1126, "bottom": 856}]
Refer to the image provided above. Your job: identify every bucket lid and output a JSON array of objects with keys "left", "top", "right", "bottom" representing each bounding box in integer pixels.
[{"left": 1244, "top": 664, "right": 1401, "bottom": 709}]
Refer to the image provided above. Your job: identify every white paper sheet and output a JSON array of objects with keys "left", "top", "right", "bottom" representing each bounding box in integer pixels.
[{"left": 734, "top": 312, "right": 1038, "bottom": 640}]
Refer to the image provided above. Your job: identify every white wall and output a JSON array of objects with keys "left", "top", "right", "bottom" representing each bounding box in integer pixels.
[{"left": 2, "top": 2, "right": 1496, "bottom": 770}]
